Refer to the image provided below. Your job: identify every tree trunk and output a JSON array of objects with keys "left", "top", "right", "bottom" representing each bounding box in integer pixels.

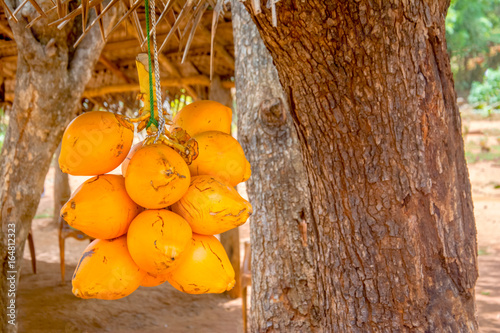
[
  {"left": 0, "top": 2, "right": 116, "bottom": 331},
  {"left": 232, "top": 1, "right": 314, "bottom": 331},
  {"left": 238, "top": 1, "right": 478, "bottom": 331}
]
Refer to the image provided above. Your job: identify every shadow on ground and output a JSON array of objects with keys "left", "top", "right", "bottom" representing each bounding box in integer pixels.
[{"left": 18, "top": 259, "right": 242, "bottom": 333}]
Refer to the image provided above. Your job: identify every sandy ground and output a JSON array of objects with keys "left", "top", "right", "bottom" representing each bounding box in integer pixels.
[
  {"left": 471, "top": 164, "right": 500, "bottom": 333},
  {"left": 17, "top": 120, "right": 500, "bottom": 332},
  {"left": 18, "top": 166, "right": 247, "bottom": 333}
]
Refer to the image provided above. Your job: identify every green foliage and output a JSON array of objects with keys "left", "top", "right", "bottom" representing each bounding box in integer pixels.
[
  {"left": 34, "top": 213, "right": 54, "bottom": 219},
  {"left": 469, "top": 67, "right": 500, "bottom": 104},
  {"left": 478, "top": 248, "right": 489, "bottom": 256},
  {"left": 446, "top": 0, "right": 500, "bottom": 94},
  {"left": 446, "top": 0, "right": 500, "bottom": 58},
  {"left": 169, "top": 93, "right": 193, "bottom": 117},
  {"left": 0, "top": 107, "right": 8, "bottom": 150}
]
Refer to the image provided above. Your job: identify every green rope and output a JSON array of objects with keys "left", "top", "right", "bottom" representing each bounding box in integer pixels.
[{"left": 144, "top": 0, "right": 158, "bottom": 129}]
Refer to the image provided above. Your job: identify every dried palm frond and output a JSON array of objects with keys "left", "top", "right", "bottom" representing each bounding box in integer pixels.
[
  {"left": 12, "top": 0, "right": 29, "bottom": 18},
  {"left": 81, "top": 0, "right": 89, "bottom": 30},
  {"left": 26, "top": 0, "right": 47, "bottom": 17},
  {"left": 181, "top": 1, "right": 207, "bottom": 63},
  {"left": 157, "top": 0, "right": 196, "bottom": 53},
  {"left": 95, "top": 3, "right": 105, "bottom": 40},
  {"left": 130, "top": 2, "right": 145, "bottom": 43},
  {"left": 251, "top": 0, "right": 260, "bottom": 14},
  {"left": 142, "top": 0, "right": 175, "bottom": 46},
  {"left": 210, "top": 0, "right": 222, "bottom": 79},
  {"left": 5, "top": 0, "right": 235, "bottom": 78},
  {"left": 104, "top": 0, "right": 142, "bottom": 39},
  {"left": 270, "top": 0, "right": 278, "bottom": 27},
  {"left": 50, "top": 0, "right": 107, "bottom": 29},
  {"left": 1, "top": 0, "right": 18, "bottom": 22},
  {"left": 55, "top": 0, "right": 65, "bottom": 18}
]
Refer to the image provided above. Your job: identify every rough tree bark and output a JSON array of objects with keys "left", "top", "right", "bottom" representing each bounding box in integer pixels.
[
  {"left": 232, "top": 0, "right": 314, "bottom": 330},
  {"left": 236, "top": 0, "right": 478, "bottom": 332},
  {"left": 0, "top": 2, "right": 116, "bottom": 331}
]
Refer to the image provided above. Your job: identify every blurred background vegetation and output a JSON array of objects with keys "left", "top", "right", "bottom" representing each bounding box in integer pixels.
[
  {"left": 446, "top": 0, "right": 500, "bottom": 164},
  {"left": 0, "top": 107, "right": 7, "bottom": 150},
  {"left": 447, "top": 0, "right": 500, "bottom": 107}
]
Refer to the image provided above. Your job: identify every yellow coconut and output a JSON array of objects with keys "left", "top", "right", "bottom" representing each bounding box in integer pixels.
[
  {"left": 166, "top": 234, "right": 235, "bottom": 294},
  {"left": 171, "top": 100, "right": 232, "bottom": 136},
  {"left": 61, "top": 174, "right": 143, "bottom": 239},
  {"left": 127, "top": 210, "right": 193, "bottom": 275},
  {"left": 72, "top": 236, "right": 146, "bottom": 300},
  {"left": 59, "top": 111, "right": 134, "bottom": 176},
  {"left": 188, "top": 131, "right": 251, "bottom": 186},
  {"left": 121, "top": 141, "right": 144, "bottom": 175},
  {"left": 124, "top": 144, "right": 191, "bottom": 209},
  {"left": 140, "top": 272, "right": 170, "bottom": 287},
  {"left": 171, "top": 176, "right": 252, "bottom": 235}
]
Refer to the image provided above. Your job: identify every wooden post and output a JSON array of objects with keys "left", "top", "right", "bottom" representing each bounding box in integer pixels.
[
  {"left": 220, "top": 227, "right": 241, "bottom": 299},
  {"left": 209, "top": 76, "right": 241, "bottom": 299},
  {"left": 53, "top": 143, "right": 72, "bottom": 226}
]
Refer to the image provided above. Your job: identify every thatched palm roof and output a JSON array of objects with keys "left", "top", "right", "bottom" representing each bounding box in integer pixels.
[{"left": 0, "top": 2, "right": 235, "bottom": 110}]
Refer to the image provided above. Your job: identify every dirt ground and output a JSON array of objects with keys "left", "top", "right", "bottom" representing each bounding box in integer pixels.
[
  {"left": 17, "top": 119, "right": 500, "bottom": 333},
  {"left": 19, "top": 160, "right": 249, "bottom": 333}
]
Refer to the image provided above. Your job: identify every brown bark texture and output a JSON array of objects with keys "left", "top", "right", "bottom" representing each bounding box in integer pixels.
[
  {"left": 0, "top": 2, "right": 116, "bottom": 331},
  {"left": 232, "top": 1, "right": 315, "bottom": 331},
  {"left": 237, "top": 0, "right": 479, "bottom": 332}
]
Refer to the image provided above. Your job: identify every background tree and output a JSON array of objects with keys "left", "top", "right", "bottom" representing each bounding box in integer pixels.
[
  {"left": 0, "top": 2, "right": 115, "bottom": 331},
  {"left": 446, "top": 0, "right": 500, "bottom": 96},
  {"left": 232, "top": 0, "right": 313, "bottom": 329},
  {"left": 236, "top": 1, "right": 479, "bottom": 331}
]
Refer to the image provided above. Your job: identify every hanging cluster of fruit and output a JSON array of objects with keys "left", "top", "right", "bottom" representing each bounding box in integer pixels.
[{"left": 58, "top": 59, "right": 252, "bottom": 300}]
